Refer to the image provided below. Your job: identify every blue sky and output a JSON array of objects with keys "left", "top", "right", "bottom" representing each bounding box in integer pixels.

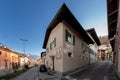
[{"left": 0, "top": 0, "right": 107, "bottom": 55}]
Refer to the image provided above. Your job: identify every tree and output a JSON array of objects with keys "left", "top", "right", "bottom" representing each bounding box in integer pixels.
[{"left": 107, "top": 50, "right": 113, "bottom": 60}]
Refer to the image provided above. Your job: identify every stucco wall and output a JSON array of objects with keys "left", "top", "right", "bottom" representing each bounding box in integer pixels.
[
  {"left": 45, "top": 21, "right": 91, "bottom": 73},
  {"left": 62, "top": 22, "right": 89, "bottom": 73},
  {"left": 0, "top": 48, "right": 11, "bottom": 70},
  {"left": 45, "top": 22, "right": 64, "bottom": 72},
  {"left": 87, "top": 33, "right": 98, "bottom": 63}
]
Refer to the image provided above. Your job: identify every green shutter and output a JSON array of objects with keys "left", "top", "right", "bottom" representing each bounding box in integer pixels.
[
  {"left": 54, "top": 38, "right": 56, "bottom": 47},
  {"left": 50, "top": 43, "right": 52, "bottom": 50},
  {"left": 73, "top": 35, "right": 75, "bottom": 45},
  {"left": 65, "top": 29, "right": 68, "bottom": 41}
]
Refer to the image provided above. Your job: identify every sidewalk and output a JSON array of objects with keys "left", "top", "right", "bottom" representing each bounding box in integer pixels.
[
  {"left": 0, "top": 69, "right": 14, "bottom": 76},
  {"left": 10, "top": 66, "right": 56, "bottom": 80},
  {"left": 0, "top": 67, "right": 24, "bottom": 76}
]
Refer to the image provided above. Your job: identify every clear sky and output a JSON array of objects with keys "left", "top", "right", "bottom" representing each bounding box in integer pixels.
[{"left": 0, "top": 0, "right": 107, "bottom": 55}]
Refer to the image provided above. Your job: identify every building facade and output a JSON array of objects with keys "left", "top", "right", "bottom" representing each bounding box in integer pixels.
[
  {"left": 18, "top": 53, "right": 29, "bottom": 67},
  {"left": 0, "top": 46, "right": 11, "bottom": 70},
  {"left": 10, "top": 51, "right": 19, "bottom": 68},
  {"left": 43, "top": 4, "right": 94, "bottom": 74},
  {"left": 107, "top": 0, "right": 120, "bottom": 73},
  {"left": 41, "top": 51, "right": 46, "bottom": 64},
  {"left": 0, "top": 45, "right": 19, "bottom": 70},
  {"left": 86, "top": 28, "right": 101, "bottom": 64},
  {"left": 98, "top": 44, "right": 112, "bottom": 61}
]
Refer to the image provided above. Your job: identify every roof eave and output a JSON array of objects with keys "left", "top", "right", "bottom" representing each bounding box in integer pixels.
[{"left": 43, "top": 3, "right": 94, "bottom": 48}]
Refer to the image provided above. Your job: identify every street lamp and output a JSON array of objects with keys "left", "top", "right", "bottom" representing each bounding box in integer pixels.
[
  {"left": 20, "top": 38, "right": 27, "bottom": 65},
  {"left": 20, "top": 38, "right": 27, "bottom": 54}
]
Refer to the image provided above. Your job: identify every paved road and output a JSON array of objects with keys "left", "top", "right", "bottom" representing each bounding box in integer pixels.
[
  {"left": 10, "top": 66, "right": 53, "bottom": 80},
  {"left": 70, "top": 61, "right": 115, "bottom": 80},
  {"left": 8, "top": 61, "right": 119, "bottom": 80}
]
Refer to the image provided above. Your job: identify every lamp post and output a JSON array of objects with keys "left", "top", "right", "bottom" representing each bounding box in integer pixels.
[
  {"left": 20, "top": 38, "right": 27, "bottom": 54},
  {"left": 20, "top": 38, "right": 27, "bottom": 65}
]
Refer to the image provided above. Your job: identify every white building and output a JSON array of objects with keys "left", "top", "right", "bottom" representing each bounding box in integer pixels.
[
  {"left": 86, "top": 28, "right": 101, "bottom": 64},
  {"left": 43, "top": 4, "right": 94, "bottom": 75}
]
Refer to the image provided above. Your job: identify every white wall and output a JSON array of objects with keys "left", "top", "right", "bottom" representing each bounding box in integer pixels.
[
  {"left": 45, "top": 22, "right": 64, "bottom": 72},
  {"left": 62, "top": 22, "right": 89, "bottom": 73}
]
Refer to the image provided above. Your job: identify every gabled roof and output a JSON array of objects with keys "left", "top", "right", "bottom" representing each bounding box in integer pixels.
[
  {"left": 86, "top": 28, "right": 101, "bottom": 46},
  {"left": 43, "top": 3, "right": 94, "bottom": 48}
]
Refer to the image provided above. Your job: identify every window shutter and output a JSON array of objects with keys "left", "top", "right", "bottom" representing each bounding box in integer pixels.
[
  {"left": 65, "top": 29, "right": 68, "bottom": 41},
  {"left": 54, "top": 38, "right": 56, "bottom": 47},
  {"left": 50, "top": 43, "right": 52, "bottom": 50},
  {"left": 73, "top": 35, "right": 75, "bottom": 45}
]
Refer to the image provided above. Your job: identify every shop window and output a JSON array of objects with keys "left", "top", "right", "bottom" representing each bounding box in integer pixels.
[{"left": 65, "top": 29, "right": 75, "bottom": 45}]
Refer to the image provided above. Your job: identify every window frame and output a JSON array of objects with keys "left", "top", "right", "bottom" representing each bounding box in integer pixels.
[
  {"left": 65, "top": 29, "right": 75, "bottom": 45},
  {"left": 68, "top": 52, "right": 73, "bottom": 58},
  {"left": 5, "top": 52, "right": 7, "bottom": 57},
  {"left": 0, "top": 51, "right": 2, "bottom": 55},
  {"left": 50, "top": 38, "right": 56, "bottom": 51}
]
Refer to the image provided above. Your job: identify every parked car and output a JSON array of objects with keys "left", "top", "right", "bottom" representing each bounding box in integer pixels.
[{"left": 39, "top": 64, "right": 47, "bottom": 72}]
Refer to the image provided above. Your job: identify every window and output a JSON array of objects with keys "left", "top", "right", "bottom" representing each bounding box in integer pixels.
[
  {"left": 68, "top": 52, "right": 73, "bottom": 57},
  {"left": 12, "top": 56, "right": 14, "bottom": 61},
  {"left": 5, "top": 52, "right": 7, "bottom": 57},
  {"left": 50, "top": 38, "right": 56, "bottom": 50},
  {"left": 89, "top": 49, "right": 94, "bottom": 55},
  {"left": 79, "top": 54, "right": 82, "bottom": 58},
  {"left": 82, "top": 43, "right": 90, "bottom": 53},
  {"left": 82, "top": 56, "right": 85, "bottom": 59},
  {"left": 0, "top": 51, "right": 2, "bottom": 55},
  {"left": 86, "top": 57, "right": 88, "bottom": 60},
  {"left": 5, "top": 61, "right": 8, "bottom": 68},
  {"left": 82, "top": 43, "right": 86, "bottom": 52},
  {"left": 46, "top": 48, "right": 49, "bottom": 53},
  {"left": 65, "top": 29, "right": 75, "bottom": 45}
]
